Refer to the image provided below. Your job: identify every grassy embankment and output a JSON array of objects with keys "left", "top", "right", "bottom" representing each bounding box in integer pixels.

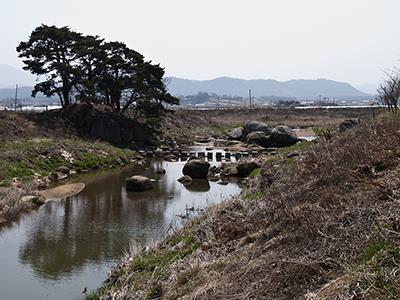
[
  {"left": 0, "top": 138, "right": 138, "bottom": 187},
  {"left": 0, "top": 111, "right": 140, "bottom": 225},
  {"left": 0, "top": 137, "right": 139, "bottom": 225},
  {"left": 90, "top": 113, "right": 400, "bottom": 299}
]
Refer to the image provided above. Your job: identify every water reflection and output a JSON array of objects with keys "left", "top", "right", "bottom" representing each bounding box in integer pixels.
[
  {"left": 184, "top": 179, "right": 210, "bottom": 192},
  {"left": 0, "top": 154, "right": 241, "bottom": 299}
]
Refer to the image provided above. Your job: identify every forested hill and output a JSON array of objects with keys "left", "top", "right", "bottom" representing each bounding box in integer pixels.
[{"left": 167, "top": 76, "right": 370, "bottom": 99}]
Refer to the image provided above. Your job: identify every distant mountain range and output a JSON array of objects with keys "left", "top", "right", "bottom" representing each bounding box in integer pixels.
[
  {"left": 166, "top": 77, "right": 372, "bottom": 99},
  {"left": 0, "top": 64, "right": 374, "bottom": 103}
]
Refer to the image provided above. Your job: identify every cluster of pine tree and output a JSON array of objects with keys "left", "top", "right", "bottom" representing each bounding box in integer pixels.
[{"left": 17, "top": 25, "right": 179, "bottom": 123}]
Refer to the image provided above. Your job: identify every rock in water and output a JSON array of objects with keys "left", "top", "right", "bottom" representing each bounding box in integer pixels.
[
  {"left": 226, "top": 127, "right": 245, "bottom": 141},
  {"left": 182, "top": 159, "right": 210, "bottom": 179},
  {"left": 126, "top": 176, "right": 153, "bottom": 192},
  {"left": 270, "top": 125, "right": 298, "bottom": 147},
  {"left": 244, "top": 121, "right": 272, "bottom": 135},
  {"left": 40, "top": 183, "right": 86, "bottom": 200},
  {"left": 177, "top": 175, "right": 193, "bottom": 185},
  {"left": 164, "top": 154, "right": 178, "bottom": 162}
]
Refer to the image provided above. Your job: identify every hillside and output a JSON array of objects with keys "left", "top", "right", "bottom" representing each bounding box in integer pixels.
[
  {"left": 167, "top": 76, "right": 371, "bottom": 99},
  {"left": 92, "top": 114, "right": 400, "bottom": 299}
]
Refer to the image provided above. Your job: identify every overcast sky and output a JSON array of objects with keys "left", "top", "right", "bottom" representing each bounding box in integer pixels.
[{"left": 1, "top": 0, "right": 400, "bottom": 86}]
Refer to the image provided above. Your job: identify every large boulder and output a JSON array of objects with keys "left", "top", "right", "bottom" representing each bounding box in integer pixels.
[
  {"left": 270, "top": 125, "right": 298, "bottom": 147},
  {"left": 220, "top": 161, "right": 261, "bottom": 177},
  {"left": 246, "top": 131, "right": 273, "bottom": 147},
  {"left": 126, "top": 176, "right": 153, "bottom": 192},
  {"left": 226, "top": 127, "right": 245, "bottom": 141},
  {"left": 244, "top": 121, "right": 272, "bottom": 135},
  {"left": 221, "top": 163, "right": 239, "bottom": 176},
  {"left": 182, "top": 159, "right": 210, "bottom": 179},
  {"left": 237, "top": 161, "right": 261, "bottom": 177}
]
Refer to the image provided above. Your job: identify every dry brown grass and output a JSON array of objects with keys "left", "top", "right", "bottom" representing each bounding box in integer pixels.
[
  {"left": 0, "top": 183, "right": 43, "bottom": 225},
  {"left": 162, "top": 107, "right": 381, "bottom": 145},
  {"left": 96, "top": 114, "right": 400, "bottom": 300}
]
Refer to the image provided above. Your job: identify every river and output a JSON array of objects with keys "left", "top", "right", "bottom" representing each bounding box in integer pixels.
[{"left": 0, "top": 147, "right": 241, "bottom": 300}]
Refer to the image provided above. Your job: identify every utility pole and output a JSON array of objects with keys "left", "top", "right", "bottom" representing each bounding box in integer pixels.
[
  {"left": 14, "top": 84, "right": 18, "bottom": 111},
  {"left": 249, "top": 89, "right": 252, "bottom": 110}
]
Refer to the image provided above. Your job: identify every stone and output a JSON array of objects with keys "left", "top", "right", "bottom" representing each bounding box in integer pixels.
[
  {"left": 270, "top": 125, "right": 298, "bottom": 147},
  {"left": 244, "top": 121, "right": 272, "bottom": 135},
  {"left": 221, "top": 163, "right": 239, "bottom": 176},
  {"left": 48, "top": 172, "right": 58, "bottom": 182},
  {"left": 226, "top": 127, "right": 245, "bottom": 141},
  {"left": 57, "top": 166, "right": 70, "bottom": 174},
  {"left": 164, "top": 154, "right": 178, "bottom": 162},
  {"left": 208, "top": 174, "right": 220, "bottom": 182},
  {"left": 177, "top": 175, "right": 192, "bottom": 185},
  {"left": 21, "top": 195, "right": 45, "bottom": 206},
  {"left": 126, "top": 176, "right": 153, "bottom": 192},
  {"left": 217, "top": 181, "right": 229, "bottom": 185},
  {"left": 287, "top": 151, "right": 300, "bottom": 158},
  {"left": 246, "top": 131, "right": 272, "bottom": 147},
  {"left": 236, "top": 161, "right": 261, "bottom": 177},
  {"left": 182, "top": 159, "right": 210, "bottom": 179}
]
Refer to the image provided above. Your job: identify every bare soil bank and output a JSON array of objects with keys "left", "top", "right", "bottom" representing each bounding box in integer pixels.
[{"left": 94, "top": 113, "right": 400, "bottom": 299}]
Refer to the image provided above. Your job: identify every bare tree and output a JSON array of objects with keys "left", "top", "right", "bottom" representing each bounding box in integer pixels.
[{"left": 377, "top": 68, "right": 400, "bottom": 112}]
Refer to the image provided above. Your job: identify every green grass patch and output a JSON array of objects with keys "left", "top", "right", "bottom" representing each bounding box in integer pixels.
[
  {"left": 249, "top": 167, "right": 261, "bottom": 177},
  {"left": 362, "top": 239, "right": 391, "bottom": 264},
  {"left": 244, "top": 190, "right": 265, "bottom": 201},
  {"left": 0, "top": 138, "right": 137, "bottom": 187},
  {"left": 350, "top": 238, "right": 400, "bottom": 298}
]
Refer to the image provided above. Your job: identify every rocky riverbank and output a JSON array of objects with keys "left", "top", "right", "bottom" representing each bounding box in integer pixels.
[{"left": 90, "top": 113, "right": 400, "bottom": 300}]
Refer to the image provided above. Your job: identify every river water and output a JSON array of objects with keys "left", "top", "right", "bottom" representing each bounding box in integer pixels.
[{"left": 0, "top": 147, "right": 241, "bottom": 300}]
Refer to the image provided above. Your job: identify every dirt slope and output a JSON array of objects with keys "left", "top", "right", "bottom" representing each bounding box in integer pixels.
[{"left": 94, "top": 115, "right": 400, "bottom": 300}]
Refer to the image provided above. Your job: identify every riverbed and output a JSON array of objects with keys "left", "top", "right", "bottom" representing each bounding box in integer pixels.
[{"left": 0, "top": 147, "right": 241, "bottom": 300}]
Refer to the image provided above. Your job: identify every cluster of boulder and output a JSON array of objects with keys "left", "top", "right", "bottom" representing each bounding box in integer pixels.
[
  {"left": 226, "top": 121, "right": 299, "bottom": 148},
  {"left": 178, "top": 158, "right": 260, "bottom": 185}
]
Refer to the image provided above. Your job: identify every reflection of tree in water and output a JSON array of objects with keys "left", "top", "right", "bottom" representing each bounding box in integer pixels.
[
  {"left": 17, "top": 157, "right": 239, "bottom": 281},
  {"left": 19, "top": 160, "right": 178, "bottom": 280}
]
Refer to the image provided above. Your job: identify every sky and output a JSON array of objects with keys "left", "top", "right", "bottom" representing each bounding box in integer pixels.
[{"left": 1, "top": 0, "right": 400, "bottom": 87}]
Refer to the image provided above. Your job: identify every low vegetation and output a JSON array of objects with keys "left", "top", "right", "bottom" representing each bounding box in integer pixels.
[
  {"left": 0, "top": 134, "right": 138, "bottom": 225},
  {"left": 93, "top": 114, "right": 400, "bottom": 299},
  {"left": 0, "top": 138, "right": 138, "bottom": 187}
]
